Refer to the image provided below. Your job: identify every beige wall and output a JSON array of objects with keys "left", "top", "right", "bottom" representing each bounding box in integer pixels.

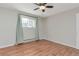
[{"left": 45, "top": 7, "right": 79, "bottom": 48}]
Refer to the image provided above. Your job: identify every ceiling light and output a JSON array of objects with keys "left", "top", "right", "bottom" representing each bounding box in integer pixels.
[{"left": 39, "top": 6, "right": 46, "bottom": 10}]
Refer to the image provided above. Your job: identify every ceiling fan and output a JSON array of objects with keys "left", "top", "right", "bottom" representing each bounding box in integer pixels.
[{"left": 34, "top": 3, "right": 54, "bottom": 12}]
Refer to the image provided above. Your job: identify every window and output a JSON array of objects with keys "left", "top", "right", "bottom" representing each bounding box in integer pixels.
[{"left": 20, "top": 15, "right": 36, "bottom": 28}]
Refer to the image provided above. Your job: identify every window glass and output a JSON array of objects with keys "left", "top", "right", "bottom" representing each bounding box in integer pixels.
[{"left": 21, "top": 15, "right": 36, "bottom": 28}]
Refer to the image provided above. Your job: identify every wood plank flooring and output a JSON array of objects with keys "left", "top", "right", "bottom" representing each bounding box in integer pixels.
[{"left": 0, "top": 39, "right": 79, "bottom": 56}]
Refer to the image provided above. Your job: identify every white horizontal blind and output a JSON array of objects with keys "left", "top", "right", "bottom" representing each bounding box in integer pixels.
[
  {"left": 21, "top": 16, "right": 36, "bottom": 28},
  {"left": 20, "top": 15, "right": 37, "bottom": 40}
]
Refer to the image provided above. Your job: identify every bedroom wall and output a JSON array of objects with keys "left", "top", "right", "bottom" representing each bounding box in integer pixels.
[
  {"left": 0, "top": 7, "right": 44, "bottom": 48},
  {"left": 0, "top": 8, "right": 17, "bottom": 48},
  {"left": 38, "top": 18, "right": 47, "bottom": 39},
  {"left": 45, "top": 7, "right": 79, "bottom": 48}
]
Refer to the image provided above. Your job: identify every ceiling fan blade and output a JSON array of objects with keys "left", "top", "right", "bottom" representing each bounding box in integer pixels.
[
  {"left": 34, "top": 3, "right": 41, "bottom": 6},
  {"left": 46, "top": 6, "right": 53, "bottom": 8},
  {"left": 34, "top": 3, "right": 47, "bottom": 6},
  {"left": 34, "top": 8, "right": 39, "bottom": 10},
  {"left": 42, "top": 9, "right": 45, "bottom": 12},
  {"left": 42, "top": 3, "right": 47, "bottom": 6}
]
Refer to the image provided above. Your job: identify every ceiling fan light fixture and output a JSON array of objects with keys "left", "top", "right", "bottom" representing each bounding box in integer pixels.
[
  {"left": 34, "top": 3, "right": 53, "bottom": 12},
  {"left": 39, "top": 6, "right": 46, "bottom": 10}
]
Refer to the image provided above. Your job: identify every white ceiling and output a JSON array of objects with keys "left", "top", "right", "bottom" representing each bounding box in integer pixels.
[{"left": 0, "top": 3, "right": 79, "bottom": 17}]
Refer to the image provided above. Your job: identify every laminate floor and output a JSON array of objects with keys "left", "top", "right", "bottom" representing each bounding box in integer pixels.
[{"left": 0, "top": 40, "right": 79, "bottom": 56}]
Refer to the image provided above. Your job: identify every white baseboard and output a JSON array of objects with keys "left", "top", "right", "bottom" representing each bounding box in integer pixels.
[
  {"left": 45, "top": 39, "right": 76, "bottom": 49},
  {"left": 0, "top": 44, "right": 15, "bottom": 48},
  {"left": 0, "top": 39, "right": 77, "bottom": 49},
  {"left": 0, "top": 39, "right": 37, "bottom": 48},
  {"left": 23, "top": 39, "right": 37, "bottom": 43}
]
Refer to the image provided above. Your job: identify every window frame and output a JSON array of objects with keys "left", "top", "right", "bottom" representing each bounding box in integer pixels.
[{"left": 19, "top": 14, "right": 37, "bottom": 28}]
